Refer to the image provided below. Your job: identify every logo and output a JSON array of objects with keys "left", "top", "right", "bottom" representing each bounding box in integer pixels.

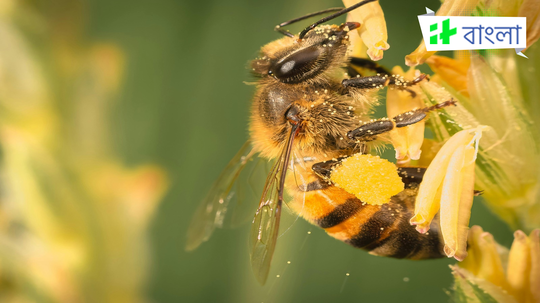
[
  {"left": 418, "top": 8, "right": 528, "bottom": 58},
  {"left": 429, "top": 19, "right": 457, "bottom": 45}
]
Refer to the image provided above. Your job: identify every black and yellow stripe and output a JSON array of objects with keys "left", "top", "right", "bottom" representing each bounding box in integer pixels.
[
  {"left": 315, "top": 198, "right": 360, "bottom": 228},
  {"left": 286, "top": 166, "right": 445, "bottom": 260}
]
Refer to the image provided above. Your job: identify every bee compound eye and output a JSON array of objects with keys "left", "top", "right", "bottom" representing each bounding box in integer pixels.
[{"left": 271, "top": 45, "right": 322, "bottom": 82}]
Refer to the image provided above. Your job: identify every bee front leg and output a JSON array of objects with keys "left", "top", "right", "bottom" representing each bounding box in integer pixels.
[
  {"left": 346, "top": 57, "right": 391, "bottom": 77},
  {"left": 347, "top": 100, "right": 457, "bottom": 141}
]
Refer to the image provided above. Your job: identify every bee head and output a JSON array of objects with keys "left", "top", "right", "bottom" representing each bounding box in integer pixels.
[{"left": 251, "top": 22, "right": 358, "bottom": 84}]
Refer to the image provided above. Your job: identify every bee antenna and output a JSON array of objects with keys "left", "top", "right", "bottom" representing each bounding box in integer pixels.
[
  {"left": 275, "top": 7, "right": 344, "bottom": 38},
  {"left": 298, "top": 0, "right": 378, "bottom": 40}
]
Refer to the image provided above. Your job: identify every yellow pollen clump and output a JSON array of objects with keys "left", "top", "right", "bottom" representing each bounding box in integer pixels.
[{"left": 330, "top": 154, "right": 404, "bottom": 205}]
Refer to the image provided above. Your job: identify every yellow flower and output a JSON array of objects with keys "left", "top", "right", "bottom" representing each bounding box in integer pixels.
[
  {"left": 343, "top": 0, "right": 389, "bottom": 60},
  {"left": 410, "top": 127, "right": 486, "bottom": 261},
  {"left": 422, "top": 50, "right": 540, "bottom": 233},
  {"left": 451, "top": 226, "right": 540, "bottom": 303},
  {"left": 385, "top": 66, "right": 425, "bottom": 164},
  {"left": 405, "top": 0, "right": 480, "bottom": 66},
  {"left": 520, "top": 0, "right": 540, "bottom": 51},
  {"left": 426, "top": 52, "right": 470, "bottom": 98}
]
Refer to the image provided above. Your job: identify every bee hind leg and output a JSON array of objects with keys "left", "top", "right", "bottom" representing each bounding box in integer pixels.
[
  {"left": 311, "top": 157, "right": 347, "bottom": 180},
  {"left": 347, "top": 100, "right": 457, "bottom": 141},
  {"left": 314, "top": 161, "right": 427, "bottom": 186},
  {"left": 396, "top": 167, "right": 426, "bottom": 188}
]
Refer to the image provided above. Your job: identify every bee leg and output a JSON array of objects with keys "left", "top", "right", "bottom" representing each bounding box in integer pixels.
[
  {"left": 347, "top": 119, "right": 395, "bottom": 140},
  {"left": 342, "top": 73, "right": 428, "bottom": 91},
  {"left": 474, "top": 190, "right": 484, "bottom": 196},
  {"left": 311, "top": 158, "right": 347, "bottom": 180},
  {"left": 348, "top": 100, "right": 457, "bottom": 141},
  {"left": 348, "top": 57, "right": 391, "bottom": 77},
  {"left": 397, "top": 167, "right": 426, "bottom": 188},
  {"left": 313, "top": 160, "right": 451, "bottom": 189},
  {"left": 292, "top": 158, "right": 349, "bottom": 192},
  {"left": 398, "top": 166, "right": 484, "bottom": 195}
]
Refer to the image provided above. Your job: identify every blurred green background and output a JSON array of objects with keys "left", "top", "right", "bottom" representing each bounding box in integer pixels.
[{"left": 85, "top": 0, "right": 515, "bottom": 302}]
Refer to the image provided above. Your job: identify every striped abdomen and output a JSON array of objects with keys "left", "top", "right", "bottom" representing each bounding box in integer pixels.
[{"left": 285, "top": 165, "right": 445, "bottom": 259}]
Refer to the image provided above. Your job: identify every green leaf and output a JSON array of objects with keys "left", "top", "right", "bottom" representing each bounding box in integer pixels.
[{"left": 468, "top": 281, "right": 499, "bottom": 303}]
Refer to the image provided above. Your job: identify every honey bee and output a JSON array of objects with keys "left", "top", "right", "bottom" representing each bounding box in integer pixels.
[{"left": 186, "top": 0, "right": 455, "bottom": 285}]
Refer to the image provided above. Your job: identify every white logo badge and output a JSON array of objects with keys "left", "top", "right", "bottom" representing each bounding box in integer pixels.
[{"left": 418, "top": 8, "right": 527, "bottom": 58}]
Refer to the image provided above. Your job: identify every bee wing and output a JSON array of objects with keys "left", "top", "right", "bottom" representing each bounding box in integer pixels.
[
  {"left": 186, "top": 141, "right": 271, "bottom": 251},
  {"left": 249, "top": 158, "right": 282, "bottom": 285},
  {"left": 225, "top": 151, "right": 274, "bottom": 228},
  {"left": 249, "top": 123, "right": 300, "bottom": 285}
]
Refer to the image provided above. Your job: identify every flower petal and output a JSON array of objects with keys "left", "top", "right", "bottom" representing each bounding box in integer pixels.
[
  {"left": 426, "top": 55, "right": 470, "bottom": 97},
  {"left": 439, "top": 138, "right": 477, "bottom": 261},
  {"left": 346, "top": 12, "right": 368, "bottom": 58},
  {"left": 411, "top": 128, "right": 483, "bottom": 233},
  {"left": 343, "top": 0, "right": 389, "bottom": 61},
  {"left": 455, "top": 145, "right": 476, "bottom": 261},
  {"left": 485, "top": 0, "right": 521, "bottom": 16},
  {"left": 405, "top": 43, "right": 436, "bottom": 67},
  {"left": 440, "top": 145, "right": 467, "bottom": 259},
  {"left": 386, "top": 67, "right": 425, "bottom": 162},
  {"left": 476, "top": 232, "right": 511, "bottom": 291},
  {"left": 460, "top": 225, "right": 484, "bottom": 275},
  {"left": 518, "top": 0, "right": 540, "bottom": 51},
  {"left": 436, "top": 0, "right": 480, "bottom": 16},
  {"left": 389, "top": 127, "right": 408, "bottom": 161},
  {"left": 506, "top": 230, "right": 531, "bottom": 302}
]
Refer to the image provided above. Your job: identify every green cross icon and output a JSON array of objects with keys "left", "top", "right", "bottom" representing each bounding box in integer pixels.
[
  {"left": 440, "top": 19, "right": 456, "bottom": 44},
  {"left": 429, "top": 18, "right": 457, "bottom": 45}
]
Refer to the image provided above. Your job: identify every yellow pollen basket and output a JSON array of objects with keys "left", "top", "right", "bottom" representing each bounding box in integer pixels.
[{"left": 330, "top": 154, "right": 404, "bottom": 205}]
